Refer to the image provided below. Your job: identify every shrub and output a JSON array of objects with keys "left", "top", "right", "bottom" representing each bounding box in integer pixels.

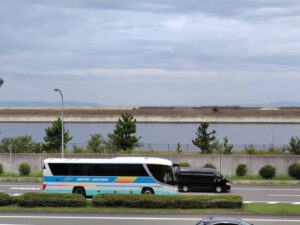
[
  {"left": 92, "top": 194, "right": 242, "bottom": 209},
  {"left": 179, "top": 162, "right": 190, "bottom": 167},
  {"left": 0, "top": 163, "right": 3, "bottom": 174},
  {"left": 19, "top": 163, "right": 31, "bottom": 176},
  {"left": 72, "top": 144, "right": 87, "bottom": 153},
  {"left": 259, "top": 165, "right": 276, "bottom": 179},
  {"left": 176, "top": 143, "right": 182, "bottom": 154},
  {"left": 288, "top": 163, "right": 300, "bottom": 179},
  {"left": 18, "top": 192, "right": 87, "bottom": 207},
  {"left": 288, "top": 136, "right": 300, "bottom": 155},
  {"left": 0, "top": 192, "right": 12, "bottom": 206},
  {"left": 236, "top": 164, "right": 247, "bottom": 177},
  {"left": 245, "top": 144, "right": 257, "bottom": 154},
  {"left": 203, "top": 163, "right": 216, "bottom": 169}
]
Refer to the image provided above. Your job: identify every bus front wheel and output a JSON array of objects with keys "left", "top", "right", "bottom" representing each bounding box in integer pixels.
[
  {"left": 73, "top": 187, "right": 86, "bottom": 197},
  {"left": 141, "top": 187, "right": 154, "bottom": 194}
]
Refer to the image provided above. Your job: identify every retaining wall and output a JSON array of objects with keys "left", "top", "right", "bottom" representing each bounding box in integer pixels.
[{"left": 0, "top": 153, "right": 299, "bottom": 176}]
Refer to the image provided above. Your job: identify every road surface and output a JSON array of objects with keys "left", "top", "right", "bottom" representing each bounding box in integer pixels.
[
  {"left": 1, "top": 182, "right": 299, "bottom": 204},
  {"left": 0, "top": 212, "right": 299, "bottom": 225}
]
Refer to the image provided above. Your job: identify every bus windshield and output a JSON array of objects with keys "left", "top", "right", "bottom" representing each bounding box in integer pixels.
[{"left": 147, "top": 164, "right": 175, "bottom": 185}]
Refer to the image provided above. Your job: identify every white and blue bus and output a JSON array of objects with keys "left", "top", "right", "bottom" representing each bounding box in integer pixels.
[{"left": 43, "top": 157, "right": 177, "bottom": 196}]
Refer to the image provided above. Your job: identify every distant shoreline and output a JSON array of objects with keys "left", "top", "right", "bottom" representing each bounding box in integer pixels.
[{"left": 1, "top": 106, "right": 300, "bottom": 123}]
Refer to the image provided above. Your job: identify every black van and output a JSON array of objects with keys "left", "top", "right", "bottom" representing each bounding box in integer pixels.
[{"left": 177, "top": 167, "right": 231, "bottom": 193}]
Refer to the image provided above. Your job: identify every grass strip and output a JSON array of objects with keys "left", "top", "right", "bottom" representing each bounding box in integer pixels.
[{"left": 0, "top": 203, "right": 299, "bottom": 216}]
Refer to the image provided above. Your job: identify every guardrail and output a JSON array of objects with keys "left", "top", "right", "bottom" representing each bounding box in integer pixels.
[{"left": 67, "top": 143, "right": 286, "bottom": 151}]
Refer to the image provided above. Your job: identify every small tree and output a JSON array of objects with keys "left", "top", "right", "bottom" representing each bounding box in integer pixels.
[
  {"left": 288, "top": 136, "right": 300, "bottom": 155},
  {"left": 87, "top": 133, "right": 106, "bottom": 153},
  {"left": 43, "top": 118, "right": 72, "bottom": 152},
  {"left": 0, "top": 136, "right": 42, "bottom": 153},
  {"left": 192, "top": 122, "right": 216, "bottom": 154},
  {"left": 107, "top": 113, "right": 141, "bottom": 151},
  {"left": 223, "top": 136, "right": 233, "bottom": 154}
]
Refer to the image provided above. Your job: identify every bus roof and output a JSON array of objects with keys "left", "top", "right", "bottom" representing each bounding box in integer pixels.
[{"left": 44, "top": 157, "right": 173, "bottom": 166}]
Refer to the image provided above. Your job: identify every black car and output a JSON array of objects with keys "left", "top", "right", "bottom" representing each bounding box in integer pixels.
[
  {"left": 177, "top": 167, "right": 231, "bottom": 193},
  {"left": 196, "top": 216, "right": 253, "bottom": 225}
]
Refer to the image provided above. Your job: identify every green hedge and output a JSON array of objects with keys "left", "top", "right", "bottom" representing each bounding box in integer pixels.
[
  {"left": 92, "top": 194, "right": 243, "bottom": 209},
  {"left": 0, "top": 192, "right": 12, "bottom": 206},
  {"left": 18, "top": 192, "right": 87, "bottom": 207}
]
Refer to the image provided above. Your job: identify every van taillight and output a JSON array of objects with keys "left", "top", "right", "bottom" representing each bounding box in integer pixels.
[{"left": 42, "top": 184, "right": 47, "bottom": 190}]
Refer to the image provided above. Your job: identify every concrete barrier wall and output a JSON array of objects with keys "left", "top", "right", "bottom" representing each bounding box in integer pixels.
[{"left": 0, "top": 153, "right": 299, "bottom": 176}]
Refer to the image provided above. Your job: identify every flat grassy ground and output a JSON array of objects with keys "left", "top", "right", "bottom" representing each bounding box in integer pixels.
[{"left": 0, "top": 203, "right": 299, "bottom": 216}]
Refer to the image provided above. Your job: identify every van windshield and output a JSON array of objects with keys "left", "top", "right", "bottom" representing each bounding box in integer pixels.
[{"left": 147, "top": 164, "right": 175, "bottom": 185}]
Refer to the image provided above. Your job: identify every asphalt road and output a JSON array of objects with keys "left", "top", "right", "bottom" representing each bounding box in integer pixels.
[
  {"left": 0, "top": 182, "right": 299, "bottom": 204},
  {"left": 0, "top": 213, "right": 299, "bottom": 225}
]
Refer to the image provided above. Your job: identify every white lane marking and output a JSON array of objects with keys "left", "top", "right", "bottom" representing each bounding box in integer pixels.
[
  {"left": 12, "top": 193, "right": 21, "bottom": 196},
  {"left": 0, "top": 216, "right": 300, "bottom": 223},
  {"left": 233, "top": 188, "right": 300, "bottom": 191},
  {"left": 266, "top": 201, "right": 279, "bottom": 204},
  {"left": 10, "top": 187, "right": 40, "bottom": 190},
  {"left": 268, "top": 194, "right": 300, "bottom": 197},
  {"left": 292, "top": 202, "right": 300, "bottom": 205},
  {"left": 243, "top": 200, "right": 296, "bottom": 204}
]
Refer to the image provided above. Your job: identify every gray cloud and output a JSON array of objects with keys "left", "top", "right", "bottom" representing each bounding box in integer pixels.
[{"left": 0, "top": 0, "right": 300, "bottom": 105}]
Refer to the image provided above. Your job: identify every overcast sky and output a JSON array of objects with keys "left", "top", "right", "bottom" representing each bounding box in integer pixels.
[{"left": 0, "top": 0, "right": 300, "bottom": 106}]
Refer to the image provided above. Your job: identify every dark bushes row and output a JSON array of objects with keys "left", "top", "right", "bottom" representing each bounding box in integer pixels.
[
  {"left": 92, "top": 194, "right": 243, "bottom": 209},
  {"left": 18, "top": 192, "right": 87, "bottom": 207},
  {"left": 235, "top": 163, "right": 300, "bottom": 180}
]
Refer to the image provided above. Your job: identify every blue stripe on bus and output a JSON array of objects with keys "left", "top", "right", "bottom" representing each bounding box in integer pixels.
[{"left": 43, "top": 176, "right": 155, "bottom": 184}]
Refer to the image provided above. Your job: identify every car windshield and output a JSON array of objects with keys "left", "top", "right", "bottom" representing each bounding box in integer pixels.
[{"left": 147, "top": 164, "right": 175, "bottom": 185}]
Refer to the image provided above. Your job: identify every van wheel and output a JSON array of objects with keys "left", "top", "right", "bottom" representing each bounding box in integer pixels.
[
  {"left": 182, "top": 185, "right": 189, "bottom": 192},
  {"left": 73, "top": 187, "right": 86, "bottom": 197},
  {"left": 215, "top": 186, "right": 222, "bottom": 193},
  {"left": 142, "top": 187, "right": 154, "bottom": 194}
]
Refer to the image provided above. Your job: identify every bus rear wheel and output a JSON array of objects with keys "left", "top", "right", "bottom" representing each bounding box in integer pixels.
[
  {"left": 73, "top": 187, "right": 86, "bottom": 197},
  {"left": 141, "top": 187, "right": 154, "bottom": 194}
]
